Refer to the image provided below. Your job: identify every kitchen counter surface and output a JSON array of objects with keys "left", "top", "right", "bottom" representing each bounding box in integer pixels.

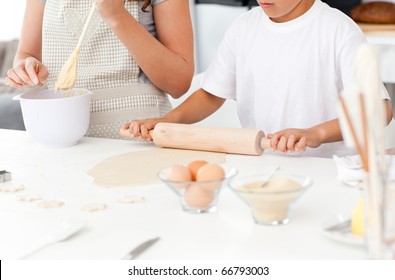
[
  {"left": 359, "top": 23, "right": 395, "bottom": 35},
  {"left": 0, "top": 129, "right": 365, "bottom": 260}
]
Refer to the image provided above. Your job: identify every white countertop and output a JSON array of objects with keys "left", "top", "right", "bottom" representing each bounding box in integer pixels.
[{"left": 0, "top": 129, "right": 365, "bottom": 260}]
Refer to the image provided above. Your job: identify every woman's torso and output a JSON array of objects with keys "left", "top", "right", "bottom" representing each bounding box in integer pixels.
[{"left": 41, "top": 0, "right": 172, "bottom": 138}]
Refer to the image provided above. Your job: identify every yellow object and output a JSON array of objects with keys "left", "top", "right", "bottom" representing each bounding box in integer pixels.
[{"left": 351, "top": 197, "right": 365, "bottom": 235}]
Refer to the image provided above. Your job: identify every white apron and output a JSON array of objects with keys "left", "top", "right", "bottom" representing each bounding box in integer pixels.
[{"left": 42, "top": 0, "right": 172, "bottom": 138}]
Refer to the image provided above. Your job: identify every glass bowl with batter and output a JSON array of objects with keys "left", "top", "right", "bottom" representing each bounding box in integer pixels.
[{"left": 229, "top": 173, "right": 313, "bottom": 225}]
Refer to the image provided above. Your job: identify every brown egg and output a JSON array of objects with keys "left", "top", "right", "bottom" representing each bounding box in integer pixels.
[
  {"left": 184, "top": 185, "right": 215, "bottom": 208},
  {"left": 196, "top": 163, "right": 225, "bottom": 181},
  {"left": 187, "top": 160, "right": 208, "bottom": 181},
  {"left": 196, "top": 163, "right": 225, "bottom": 191},
  {"left": 167, "top": 165, "right": 192, "bottom": 189}
]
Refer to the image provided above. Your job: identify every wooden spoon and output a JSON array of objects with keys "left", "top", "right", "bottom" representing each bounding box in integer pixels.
[{"left": 54, "top": 3, "right": 96, "bottom": 91}]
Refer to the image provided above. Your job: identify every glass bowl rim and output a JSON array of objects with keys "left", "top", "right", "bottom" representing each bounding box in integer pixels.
[{"left": 229, "top": 172, "right": 313, "bottom": 195}]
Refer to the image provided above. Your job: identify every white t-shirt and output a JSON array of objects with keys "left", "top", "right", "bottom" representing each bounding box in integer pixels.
[{"left": 201, "top": 0, "right": 389, "bottom": 158}]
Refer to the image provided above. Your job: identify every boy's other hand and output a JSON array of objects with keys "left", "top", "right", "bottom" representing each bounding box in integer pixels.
[{"left": 267, "top": 128, "right": 322, "bottom": 153}]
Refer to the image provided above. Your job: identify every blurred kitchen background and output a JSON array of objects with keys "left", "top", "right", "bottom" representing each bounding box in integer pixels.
[
  {"left": 1, "top": 0, "right": 394, "bottom": 146},
  {"left": 193, "top": 0, "right": 368, "bottom": 72}
]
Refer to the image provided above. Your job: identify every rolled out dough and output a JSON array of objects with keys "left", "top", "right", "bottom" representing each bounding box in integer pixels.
[{"left": 88, "top": 148, "right": 226, "bottom": 187}]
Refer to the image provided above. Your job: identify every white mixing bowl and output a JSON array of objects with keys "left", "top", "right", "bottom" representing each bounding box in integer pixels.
[{"left": 13, "top": 88, "right": 93, "bottom": 148}]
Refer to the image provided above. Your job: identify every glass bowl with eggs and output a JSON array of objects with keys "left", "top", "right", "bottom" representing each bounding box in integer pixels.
[
  {"left": 229, "top": 173, "right": 313, "bottom": 225},
  {"left": 158, "top": 160, "right": 238, "bottom": 214}
]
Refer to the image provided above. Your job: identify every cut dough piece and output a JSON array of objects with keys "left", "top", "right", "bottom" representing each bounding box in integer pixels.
[
  {"left": 88, "top": 148, "right": 226, "bottom": 187},
  {"left": 17, "top": 194, "right": 42, "bottom": 202},
  {"left": 80, "top": 202, "right": 107, "bottom": 212},
  {"left": 0, "top": 184, "right": 25, "bottom": 193},
  {"left": 118, "top": 195, "right": 145, "bottom": 204},
  {"left": 37, "top": 200, "right": 64, "bottom": 209}
]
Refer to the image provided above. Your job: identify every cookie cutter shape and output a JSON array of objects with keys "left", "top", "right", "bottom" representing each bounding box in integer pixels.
[{"left": 0, "top": 170, "right": 12, "bottom": 183}]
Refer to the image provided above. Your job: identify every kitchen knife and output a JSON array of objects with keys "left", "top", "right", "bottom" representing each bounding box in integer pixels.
[{"left": 121, "top": 237, "right": 160, "bottom": 260}]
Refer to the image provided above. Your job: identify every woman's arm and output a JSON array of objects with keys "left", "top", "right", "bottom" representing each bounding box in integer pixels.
[
  {"left": 96, "top": 0, "right": 194, "bottom": 98},
  {"left": 6, "top": 0, "right": 47, "bottom": 87}
]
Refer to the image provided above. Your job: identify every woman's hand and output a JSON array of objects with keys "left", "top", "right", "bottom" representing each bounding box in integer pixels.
[
  {"left": 95, "top": 0, "right": 128, "bottom": 24},
  {"left": 123, "top": 117, "right": 169, "bottom": 141},
  {"left": 5, "top": 57, "right": 48, "bottom": 88},
  {"left": 267, "top": 128, "right": 322, "bottom": 153}
]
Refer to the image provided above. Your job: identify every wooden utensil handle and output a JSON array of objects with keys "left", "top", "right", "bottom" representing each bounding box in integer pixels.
[
  {"left": 76, "top": 3, "right": 97, "bottom": 49},
  {"left": 259, "top": 136, "right": 272, "bottom": 150}
]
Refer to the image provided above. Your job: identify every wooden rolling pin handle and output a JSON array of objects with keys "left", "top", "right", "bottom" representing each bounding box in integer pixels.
[
  {"left": 119, "top": 128, "right": 153, "bottom": 139},
  {"left": 259, "top": 135, "right": 272, "bottom": 150}
]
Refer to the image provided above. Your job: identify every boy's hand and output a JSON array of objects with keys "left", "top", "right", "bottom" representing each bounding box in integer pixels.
[
  {"left": 122, "top": 117, "right": 168, "bottom": 141},
  {"left": 5, "top": 57, "right": 48, "bottom": 88},
  {"left": 267, "top": 128, "right": 322, "bottom": 153}
]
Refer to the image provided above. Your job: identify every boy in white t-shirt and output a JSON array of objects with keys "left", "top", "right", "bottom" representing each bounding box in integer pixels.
[{"left": 124, "top": 0, "right": 393, "bottom": 157}]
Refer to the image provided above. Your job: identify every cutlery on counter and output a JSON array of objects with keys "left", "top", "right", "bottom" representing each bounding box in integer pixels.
[
  {"left": 321, "top": 217, "right": 365, "bottom": 246},
  {"left": 121, "top": 236, "right": 160, "bottom": 260},
  {"left": 324, "top": 219, "right": 351, "bottom": 233},
  {"left": 17, "top": 218, "right": 87, "bottom": 259}
]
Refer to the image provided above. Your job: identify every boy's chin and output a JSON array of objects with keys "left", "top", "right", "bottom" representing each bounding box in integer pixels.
[
  {"left": 263, "top": 10, "right": 296, "bottom": 23},
  {"left": 263, "top": 12, "right": 285, "bottom": 22},
  {"left": 260, "top": 7, "right": 285, "bottom": 20}
]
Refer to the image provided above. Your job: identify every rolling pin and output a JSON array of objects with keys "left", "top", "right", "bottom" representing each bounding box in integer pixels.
[{"left": 119, "top": 123, "right": 271, "bottom": 156}]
